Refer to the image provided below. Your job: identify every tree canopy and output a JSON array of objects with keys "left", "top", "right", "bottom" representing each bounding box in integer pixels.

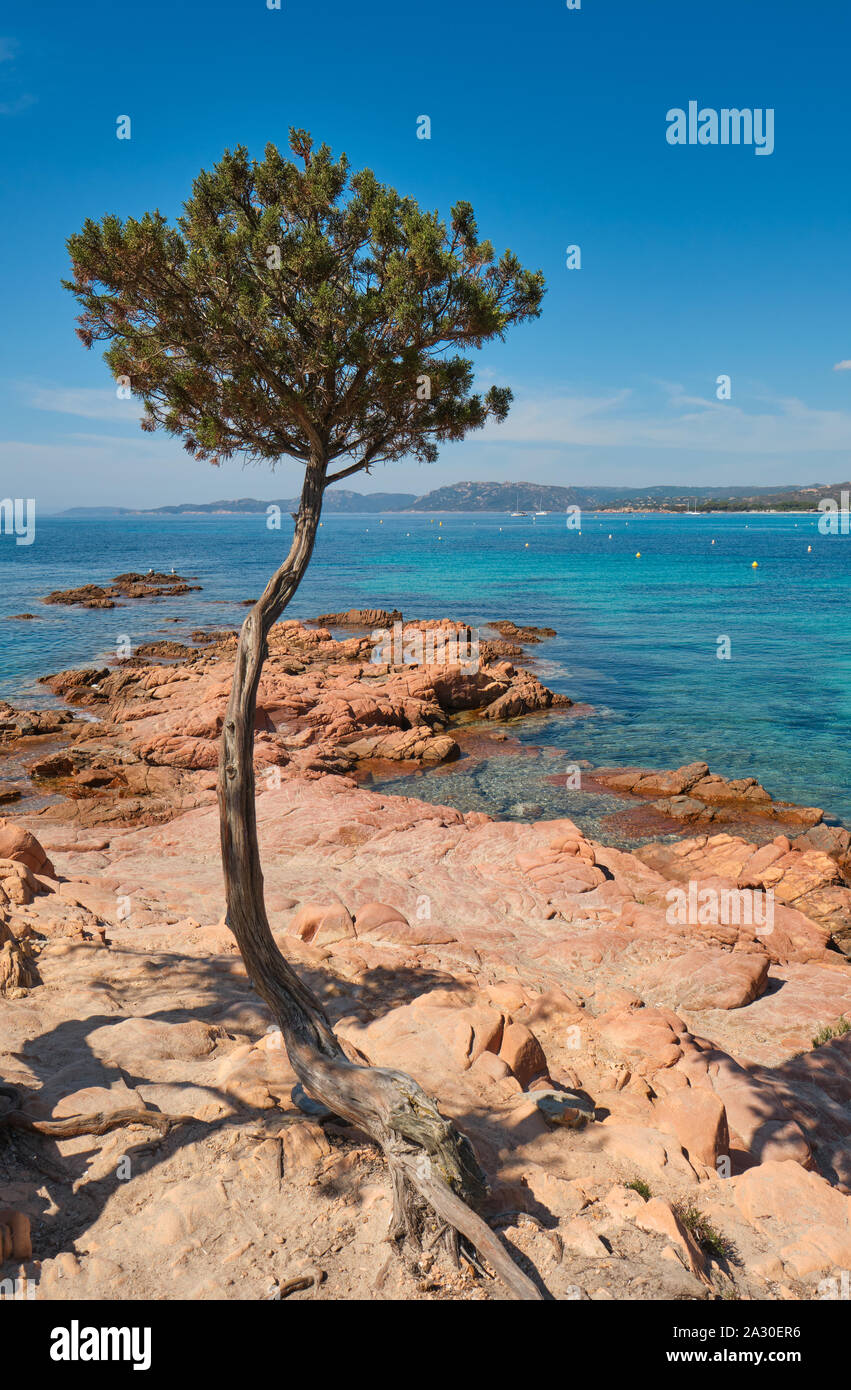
[{"left": 64, "top": 129, "right": 545, "bottom": 482}]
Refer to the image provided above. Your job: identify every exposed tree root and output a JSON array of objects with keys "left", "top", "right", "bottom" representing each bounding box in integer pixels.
[
  {"left": 0, "top": 1084, "right": 192, "bottom": 1140},
  {"left": 270, "top": 1268, "right": 325, "bottom": 1300}
]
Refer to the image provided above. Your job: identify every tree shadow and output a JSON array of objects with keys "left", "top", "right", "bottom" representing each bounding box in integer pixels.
[{"left": 1, "top": 944, "right": 548, "bottom": 1298}]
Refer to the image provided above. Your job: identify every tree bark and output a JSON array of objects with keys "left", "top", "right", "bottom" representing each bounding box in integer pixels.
[{"left": 217, "top": 457, "right": 543, "bottom": 1300}]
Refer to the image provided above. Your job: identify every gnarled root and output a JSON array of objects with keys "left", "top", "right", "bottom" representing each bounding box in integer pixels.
[
  {"left": 0, "top": 1084, "right": 192, "bottom": 1140},
  {"left": 282, "top": 1041, "right": 543, "bottom": 1301}
]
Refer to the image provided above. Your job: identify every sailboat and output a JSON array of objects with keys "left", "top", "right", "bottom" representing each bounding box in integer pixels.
[
  {"left": 510, "top": 492, "right": 528, "bottom": 517},
  {"left": 535, "top": 495, "right": 548, "bottom": 515}
]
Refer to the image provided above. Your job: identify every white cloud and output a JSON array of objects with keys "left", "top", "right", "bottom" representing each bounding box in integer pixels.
[
  {"left": 478, "top": 385, "right": 851, "bottom": 455},
  {"left": 0, "top": 39, "right": 34, "bottom": 114},
  {"left": 31, "top": 378, "right": 851, "bottom": 459},
  {"left": 10, "top": 375, "right": 851, "bottom": 508},
  {"left": 0, "top": 94, "right": 34, "bottom": 115},
  {"left": 24, "top": 385, "right": 142, "bottom": 422},
  {"left": 833, "top": 360, "right": 851, "bottom": 372},
  {"left": 0, "top": 434, "right": 301, "bottom": 512}
]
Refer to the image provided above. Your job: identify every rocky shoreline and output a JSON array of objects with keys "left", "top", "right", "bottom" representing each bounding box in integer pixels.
[{"left": 0, "top": 605, "right": 849, "bottom": 1302}]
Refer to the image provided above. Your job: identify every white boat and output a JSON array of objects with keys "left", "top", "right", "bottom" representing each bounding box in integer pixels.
[
  {"left": 535, "top": 496, "right": 548, "bottom": 515},
  {"left": 510, "top": 491, "right": 528, "bottom": 517}
]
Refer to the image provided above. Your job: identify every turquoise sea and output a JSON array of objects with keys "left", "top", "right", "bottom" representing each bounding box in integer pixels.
[{"left": 0, "top": 510, "right": 847, "bottom": 827}]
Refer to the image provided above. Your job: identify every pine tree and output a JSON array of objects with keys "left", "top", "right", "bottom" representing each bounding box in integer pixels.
[{"left": 65, "top": 130, "right": 545, "bottom": 1298}]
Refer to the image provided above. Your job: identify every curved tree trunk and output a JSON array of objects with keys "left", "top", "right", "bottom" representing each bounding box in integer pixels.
[{"left": 217, "top": 456, "right": 543, "bottom": 1300}]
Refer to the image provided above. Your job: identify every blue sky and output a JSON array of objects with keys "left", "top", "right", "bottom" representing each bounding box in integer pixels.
[{"left": 1, "top": 0, "right": 850, "bottom": 509}]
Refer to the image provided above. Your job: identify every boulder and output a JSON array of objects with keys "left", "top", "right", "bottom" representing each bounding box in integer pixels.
[
  {"left": 0, "top": 821, "right": 55, "bottom": 877},
  {"left": 498, "top": 1021, "right": 549, "bottom": 1088},
  {"left": 287, "top": 902, "right": 356, "bottom": 947},
  {"left": 0, "top": 1209, "right": 32, "bottom": 1261},
  {"left": 733, "top": 1161, "right": 851, "bottom": 1278},
  {"left": 633, "top": 1198, "right": 710, "bottom": 1285},
  {"left": 652, "top": 1088, "right": 730, "bottom": 1167},
  {"left": 641, "top": 948, "right": 770, "bottom": 1010}
]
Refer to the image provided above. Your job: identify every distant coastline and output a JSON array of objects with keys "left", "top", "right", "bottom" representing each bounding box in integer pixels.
[{"left": 51, "top": 477, "right": 850, "bottom": 518}]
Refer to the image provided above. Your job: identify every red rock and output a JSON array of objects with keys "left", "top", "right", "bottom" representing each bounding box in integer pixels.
[
  {"left": 602, "top": 1184, "right": 648, "bottom": 1220},
  {"left": 633, "top": 1198, "right": 710, "bottom": 1284},
  {"left": 641, "top": 948, "right": 770, "bottom": 1010},
  {"left": 87, "top": 1017, "right": 218, "bottom": 1065},
  {"left": 0, "top": 1209, "right": 32, "bottom": 1261},
  {"left": 598, "top": 1007, "right": 683, "bottom": 1070},
  {"left": 594, "top": 1124, "right": 698, "bottom": 1181},
  {"left": 7, "top": 609, "right": 850, "bottom": 1304},
  {"left": 288, "top": 902, "right": 355, "bottom": 947},
  {"left": 0, "top": 821, "right": 55, "bottom": 877},
  {"left": 469, "top": 1050, "right": 513, "bottom": 1084},
  {"left": 653, "top": 1088, "right": 730, "bottom": 1167},
  {"left": 341, "top": 997, "right": 505, "bottom": 1092},
  {"left": 679, "top": 1049, "right": 812, "bottom": 1168},
  {"left": 638, "top": 836, "right": 837, "bottom": 961},
  {"left": 353, "top": 902, "right": 408, "bottom": 933},
  {"left": 281, "top": 1121, "right": 332, "bottom": 1178},
  {"left": 733, "top": 1161, "right": 851, "bottom": 1278},
  {"left": 498, "top": 1021, "right": 548, "bottom": 1087}
]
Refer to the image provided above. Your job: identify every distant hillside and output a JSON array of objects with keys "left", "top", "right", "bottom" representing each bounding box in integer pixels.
[
  {"left": 150, "top": 490, "right": 418, "bottom": 515},
  {"left": 60, "top": 491, "right": 416, "bottom": 516},
  {"left": 59, "top": 479, "right": 851, "bottom": 516},
  {"left": 406, "top": 480, "right": 851, "bottom": 513}
]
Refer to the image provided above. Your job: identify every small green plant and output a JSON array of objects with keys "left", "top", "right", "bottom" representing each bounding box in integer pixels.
[
  {"left": 674, "top": 1202, "right": 733, "bottom": 1260},
  {"left": 812, "top": 1018, "right": 851, "bottom": 1048},
  {"left": 625, "top": 1178, "right": 652, "bottom": 1201}
]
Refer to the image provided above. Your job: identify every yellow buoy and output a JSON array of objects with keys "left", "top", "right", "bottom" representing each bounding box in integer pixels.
[
  {"left": 439, "top": 520, "right": 442, "bottom": 526},
  {"left": 711, "top": 539, "right": 715, "bottom": 545},
  {"left": 807, "top": 545, "right": 812, "bottom": 552},
  {"left": 525, "top": 542, "right": 530, "bottom": 548},
  {"left": 636, "top": 551, "right": 641, "bottom": 558},
  {"left": 751, "top": 561, "right": 758, "bottom": 568}
]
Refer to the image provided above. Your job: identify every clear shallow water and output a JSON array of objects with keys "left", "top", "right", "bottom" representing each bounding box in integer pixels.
[{"left": 0, "top": 510, "right": 847, "bottom": 821}]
